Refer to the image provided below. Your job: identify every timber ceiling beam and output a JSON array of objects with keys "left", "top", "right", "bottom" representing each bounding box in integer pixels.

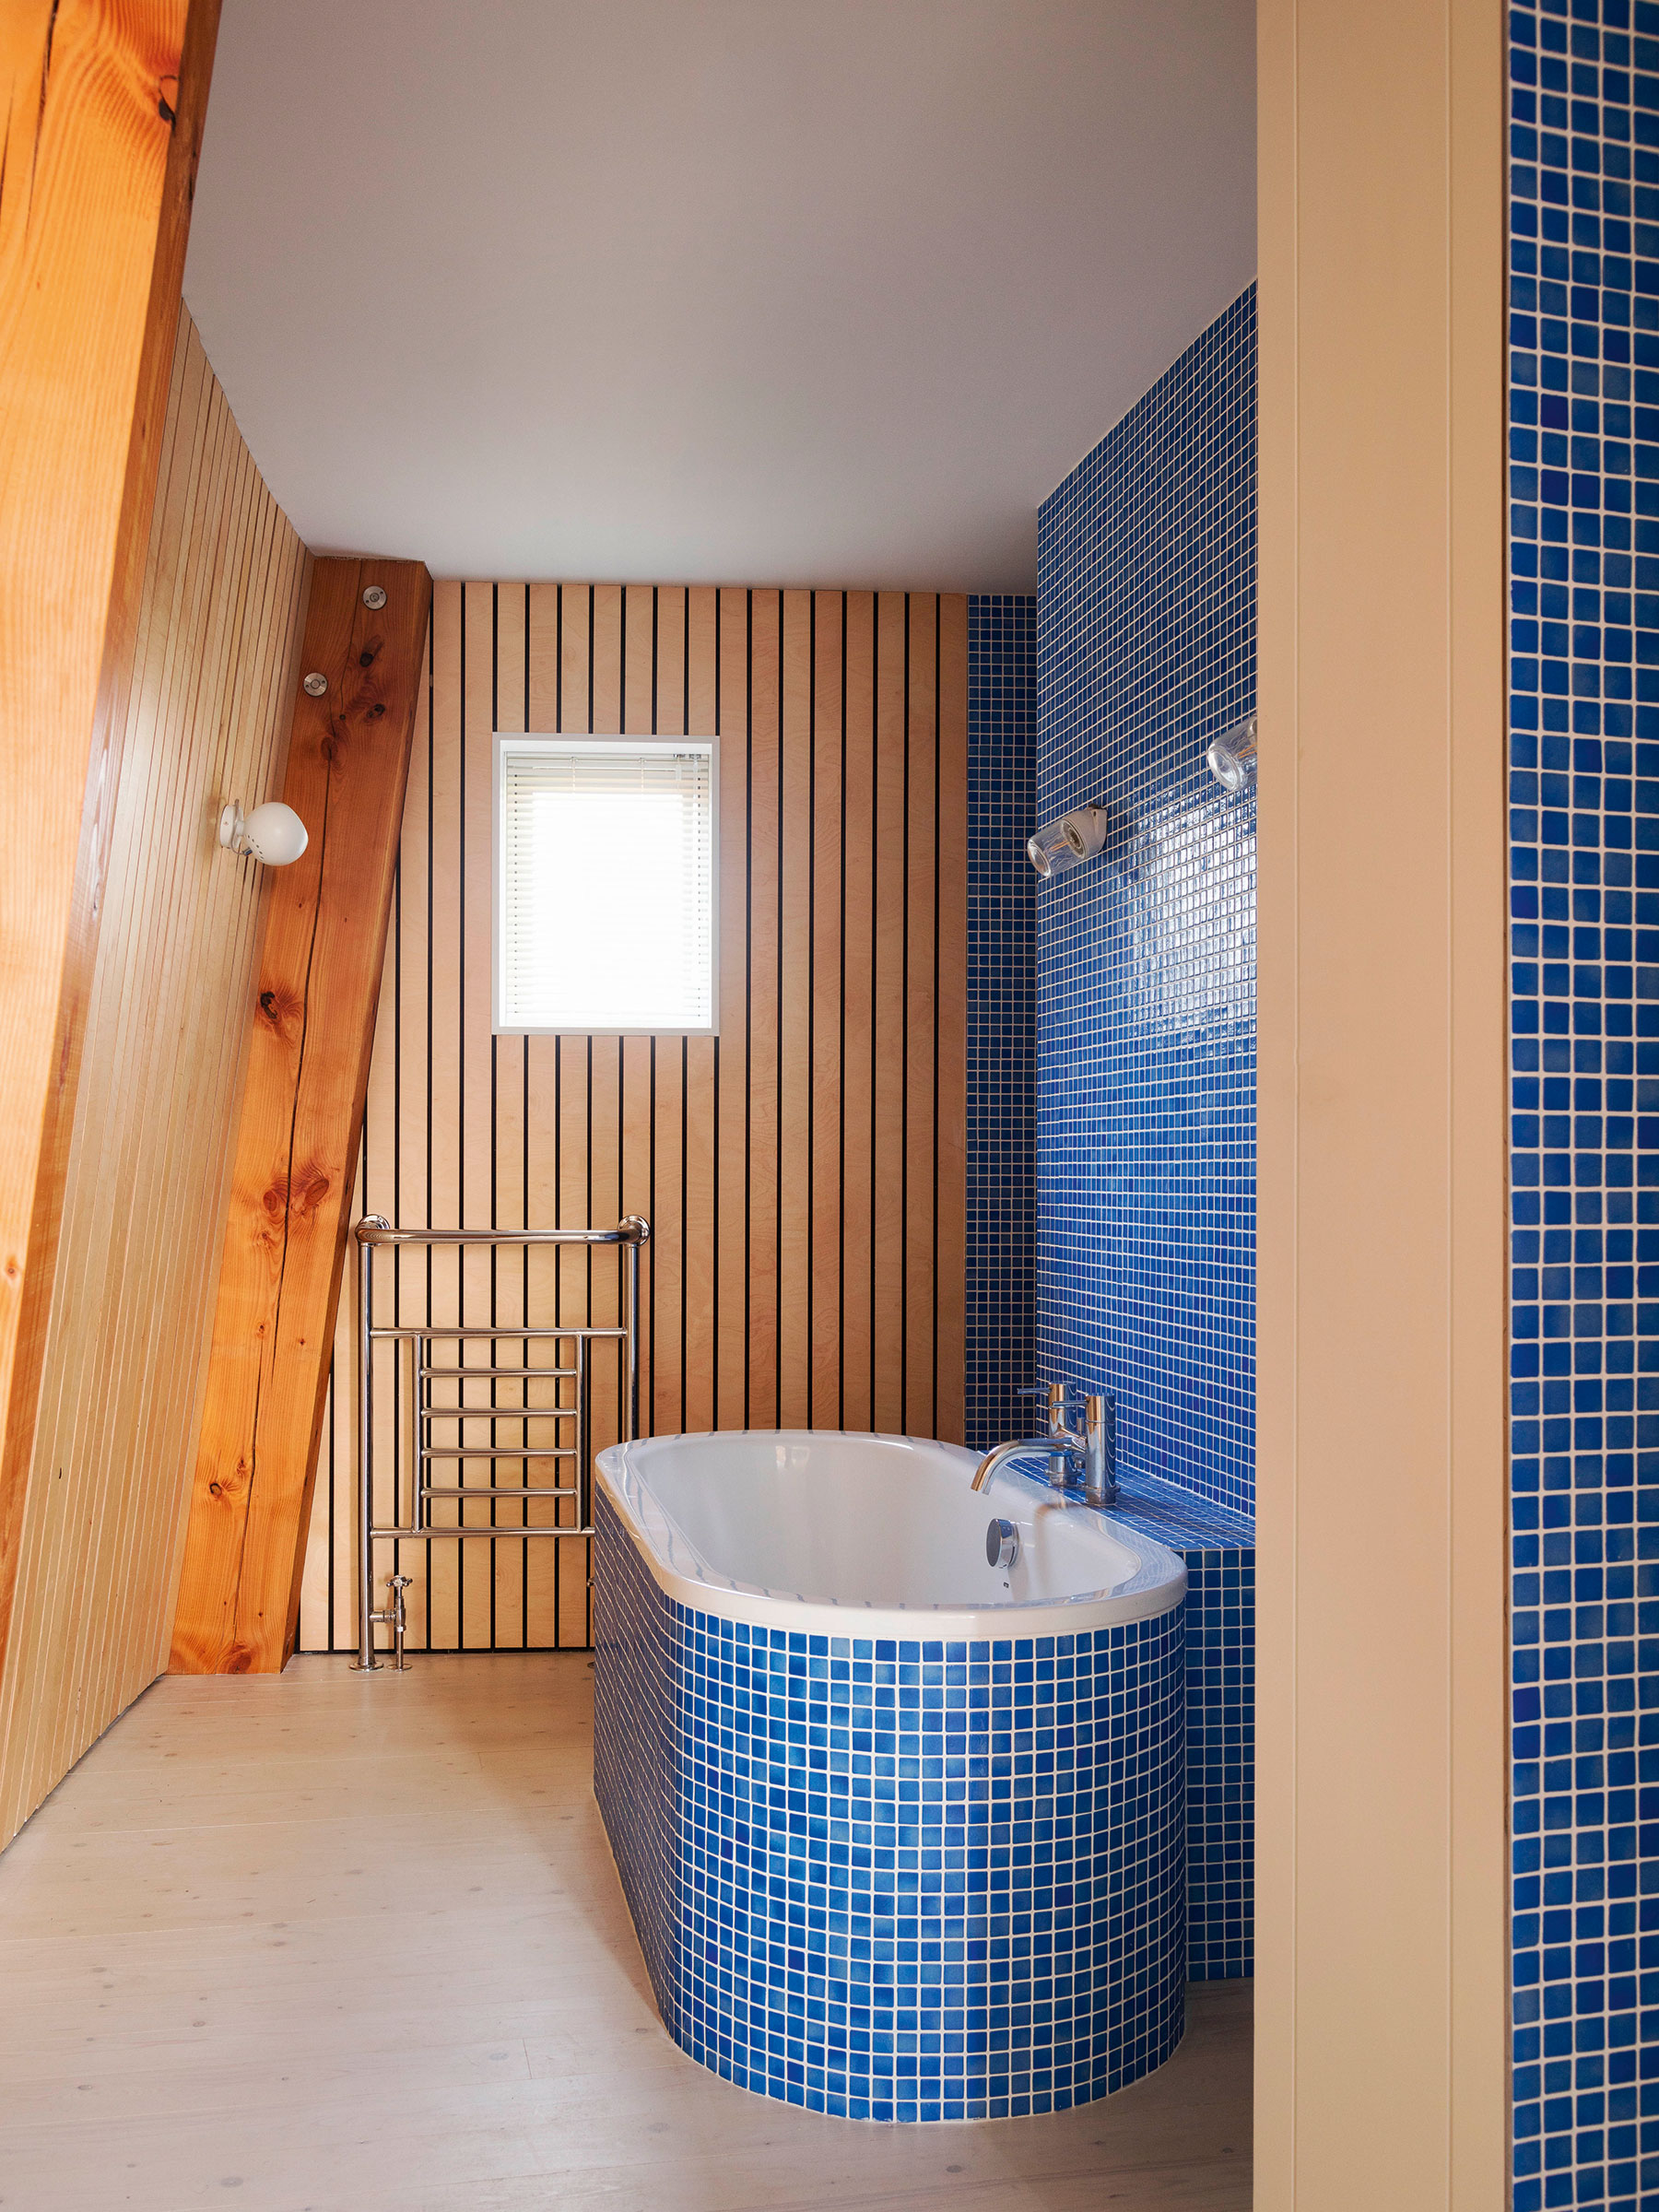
[
  {"left": 171, "top": 558, "right": 430, "bottom": 1675},
  {"left": 0, "top": 0, "right": 220, "bottom": 1687}
]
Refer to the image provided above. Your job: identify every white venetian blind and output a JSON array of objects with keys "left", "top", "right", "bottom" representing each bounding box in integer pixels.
[{"left": 497, "top": 737, "right": 716, "bottom": 1031}]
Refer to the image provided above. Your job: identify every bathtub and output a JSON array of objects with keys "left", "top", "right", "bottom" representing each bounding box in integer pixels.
[{"left": 591, "top": 1429, "right": 1188, "bottom": 2122}]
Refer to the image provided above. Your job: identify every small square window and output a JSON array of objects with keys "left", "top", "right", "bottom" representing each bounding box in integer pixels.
[{"left": 494, "top": 734, "right": 718, "bottom": 1033}]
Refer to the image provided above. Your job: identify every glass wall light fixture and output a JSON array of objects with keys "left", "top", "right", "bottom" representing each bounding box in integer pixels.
[
  {"left": 1205, "top": 713, "right": 1257, "bottom": 793},
  {"left": 218, "top": 799, "right": 309, "bottom": 865},
  {"left": 1027, "top": 802, "right": 1109, "bottom": 879}
]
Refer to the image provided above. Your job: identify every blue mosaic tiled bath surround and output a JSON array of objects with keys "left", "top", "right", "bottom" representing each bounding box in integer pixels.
[
  {"left": 1506, "top": 6, "right": 1659, "bottom": 2206},
  {"left": 982, "top": 1454, "right": 1254, "bottom": 1983},
  {"left": 593, "top": 1488, "right": 1188, "bottom": 2121},
  {"left": 1109, "top": 1477, "right": 1255, "bottom": 1980},
  {"left": 591, "top": 1484, "right": 681, "bottom": 2030}
]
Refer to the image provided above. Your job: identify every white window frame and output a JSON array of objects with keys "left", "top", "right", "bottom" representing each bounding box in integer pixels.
[{"left": 492, "top": 732, "right": 720, "bottom": 1037}]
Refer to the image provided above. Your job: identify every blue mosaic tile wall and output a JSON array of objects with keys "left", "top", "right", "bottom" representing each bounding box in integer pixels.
[
  {"left": 593, "top": 1509, "right": 1188, "bottom": 2121},
  {"left": 966, "top": 595, "right": 1038, "bottom": 1456},
  {"left": 962, "top": 313, "right": 1257, "bottom": 1981},
  {"left": 1507, "top": 8, "right": 1659, "bottom": 2207},
  {"left": 1034, "top": 288, "right": 1257, "bottom": 1526}
]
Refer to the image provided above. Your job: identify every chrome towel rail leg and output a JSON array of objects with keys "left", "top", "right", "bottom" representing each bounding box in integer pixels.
[
  {"left": 624, "top": 1230, "right": 640, "bottom": 1442},
  {"left": 351, "top": 1219, "right": 385, "bottom": 1672}
]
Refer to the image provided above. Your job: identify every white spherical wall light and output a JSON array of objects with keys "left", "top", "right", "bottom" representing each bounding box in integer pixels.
[{"left": 218, "top": 800, "right": 309, "bottom": 865}]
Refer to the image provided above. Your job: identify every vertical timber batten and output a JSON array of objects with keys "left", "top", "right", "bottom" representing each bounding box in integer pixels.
[{"left": 171, "top": 558, "right": 432, "bottom": 1675}]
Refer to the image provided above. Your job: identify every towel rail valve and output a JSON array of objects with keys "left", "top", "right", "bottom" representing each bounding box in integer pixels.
[{"left": 361, "top": 1572, "right": 413, "bottom": 1673}]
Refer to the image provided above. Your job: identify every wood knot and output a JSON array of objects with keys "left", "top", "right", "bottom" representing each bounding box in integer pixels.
[
  {"left": 209, "top": 1456, "right": 251, "bottom": 1506},
  {"left": 292, "top": 1164, "right": 333, "bottom": 1219},
  {"left": 158, "top": 77, "right": 178, "bottom": 124},
  {"left": 359, "top": 650, "right": 375, "bottom": 669},
  {"left": 3, "top": 1256, "right": 17, "bottom": 1282},
  {"left": 369, "top": 702, "right": 385, "bottom": 718},
  {"left": 256, "top": 983, "right": 302, "bottom": 1033}
]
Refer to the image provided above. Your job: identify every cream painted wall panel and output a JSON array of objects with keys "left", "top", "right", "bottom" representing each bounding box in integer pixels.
[
  {"left": 1255, "top": 0, "right": 1508, "bottom": 2203},
  {"left": 0, "top": 310, "right": 310, "bottom": 1846}
]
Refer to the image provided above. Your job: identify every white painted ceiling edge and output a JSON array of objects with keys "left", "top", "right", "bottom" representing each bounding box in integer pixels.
[{"left": 183, "top": 0, "right": 1255, "bottom": 594}]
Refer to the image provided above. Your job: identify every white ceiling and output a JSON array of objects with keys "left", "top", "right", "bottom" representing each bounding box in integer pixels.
[{"left": 183, "top": 1, "right": 1254, "bottom": 593}]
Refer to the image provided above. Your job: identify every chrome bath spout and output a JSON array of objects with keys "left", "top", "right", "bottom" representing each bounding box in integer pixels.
[
  {"left": 970, "top": 1438, "right": 1078, "bottom": 1494},
  {"left": 971, "top": 1386, "right": 1117, "bottom": 1506}
]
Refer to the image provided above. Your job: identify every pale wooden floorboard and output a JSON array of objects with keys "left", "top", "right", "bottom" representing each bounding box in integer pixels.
[{"left": 0, "top": 1655, "right": 1251, "bottom": 2211}]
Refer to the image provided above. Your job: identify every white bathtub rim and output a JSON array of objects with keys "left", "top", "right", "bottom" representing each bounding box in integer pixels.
[{"left": 594, "top": 1428, "right": 1188, "bottom": 1641}]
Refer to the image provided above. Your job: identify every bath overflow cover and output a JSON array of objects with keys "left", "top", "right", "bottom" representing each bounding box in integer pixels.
[{"left": 986, "top": 1518, "right": 1019, "bottom": 1571}]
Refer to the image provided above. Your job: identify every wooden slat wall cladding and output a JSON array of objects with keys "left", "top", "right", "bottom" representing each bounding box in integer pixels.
[
  {"left": 299, "top": 583, "right": 967, "bottom": 1653},
  {"left": 0, "top": 310, "right": 310, "bottom": 1841},
  {"left": 0, "top": 0, "right": 219, "bottom": 1800}
]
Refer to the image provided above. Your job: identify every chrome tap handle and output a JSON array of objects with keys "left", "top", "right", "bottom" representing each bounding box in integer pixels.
[
  {"left": 1081, "top": 1393, "right": 1117, "bottom": 1506},
  {"left": 1017, "top": 1380, "right": 1073, "bottom": 1434},
  {"left": 1018, "top": 1382, "right": 1081, "bottom": 1486},
  {"left": 1044, "top": 1381, "right": 1071, "bottom": 1484}
]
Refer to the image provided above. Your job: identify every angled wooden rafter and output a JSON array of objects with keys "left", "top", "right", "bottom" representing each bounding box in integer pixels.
[{"left": 170, "top": 557, "right": 431, "bottom": 1675}]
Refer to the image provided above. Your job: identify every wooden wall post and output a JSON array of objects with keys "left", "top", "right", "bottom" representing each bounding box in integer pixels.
[
  {"left": 1255, "top": 0, "right": 1509, "bottom": 2201},
  {"left": 171, "top": 559, "right": 431, "bottom": 1675},
  {"left": 0, "top": 0, "right": 219, "bottom": 1687}
]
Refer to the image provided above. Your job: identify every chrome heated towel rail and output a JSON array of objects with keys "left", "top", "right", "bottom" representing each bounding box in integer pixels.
[{"left": 352, "top": 1215, "right": 649, "bottom": 1671}]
